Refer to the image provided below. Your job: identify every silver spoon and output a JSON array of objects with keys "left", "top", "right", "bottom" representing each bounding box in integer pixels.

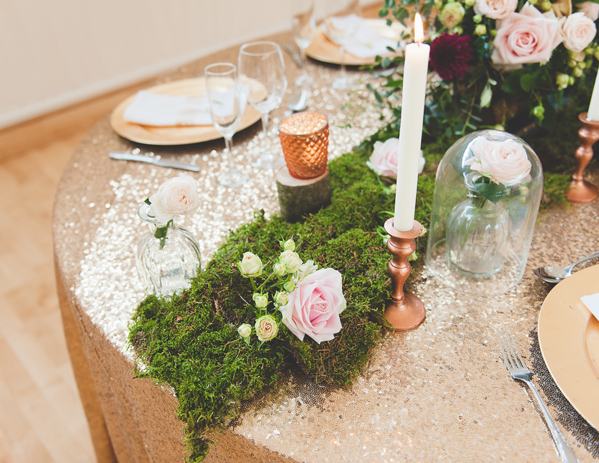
[
  {"left": 533, "top": 251, "right": 599, "bottom": 283},
  {"left": 287, "top": 89, "right": 308, "bottom": 113}
]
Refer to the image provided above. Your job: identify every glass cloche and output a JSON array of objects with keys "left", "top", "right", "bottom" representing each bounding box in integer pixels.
[{"left": 425, "top": 130, "right": 543, "bottom": 294}]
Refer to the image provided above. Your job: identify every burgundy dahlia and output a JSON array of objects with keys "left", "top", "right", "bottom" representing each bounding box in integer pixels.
[{"left": 430, "top": 33, "right": 474, "bottom": 81}]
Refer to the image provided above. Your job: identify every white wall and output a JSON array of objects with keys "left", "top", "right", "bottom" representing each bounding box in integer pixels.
[{"left": 0, "top": 0, "right": 360, "bottom": 130}]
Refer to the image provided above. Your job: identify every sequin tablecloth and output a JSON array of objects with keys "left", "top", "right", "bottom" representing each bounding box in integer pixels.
[{"left": 53, "top": 30, "right": 599, "bottom": 463}]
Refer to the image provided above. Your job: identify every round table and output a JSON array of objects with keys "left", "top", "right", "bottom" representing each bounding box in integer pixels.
[{"left": 53, "top": 30, "right": 599, "bottom": 463}]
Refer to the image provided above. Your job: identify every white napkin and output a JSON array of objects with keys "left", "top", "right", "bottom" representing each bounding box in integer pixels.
[
  {"left": 123, "top": 91, "right": 213, "bottom": 126},
  {"left": 323, "top": 14, "right": 398, "bottom": 58},
  {"left": 581, "top": 293, "right": 599, "bottom": 320}
]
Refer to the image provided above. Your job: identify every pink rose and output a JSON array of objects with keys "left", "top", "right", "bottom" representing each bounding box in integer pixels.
[
  {"left": 562, "top": 12, "right": 597, "bottom": 53},
  {"left": 578, "top": 1, "right": 599, "bottom": 21},
  {"left": 491, "top": 5, "right": 562, "bottom": 66},
  {"left": 368, "top": 138, "right": 399, "bottom": 177},
  {"left": 368, "top": 138, "right": 425, "bottom": 177},
  {"left": 466, "top": 137, "right": 531, "bottom": 185},
  {"left": 474, "top": 0, "right": 518, "bottom": 20},
  {"left": 149, "top": 174, "right": 200, "bottom": 224},
  {"left": 279, "top": 268, "right": 346, "bottom": 344}
]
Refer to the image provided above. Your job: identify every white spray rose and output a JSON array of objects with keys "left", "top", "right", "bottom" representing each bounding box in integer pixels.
[
  {"left": 284, "top": 281, "right": 296, "bottom": 292},
  {"left": 282, "top": 239, "right": 296, "bottom": 251},
  {"left": 279, "top": 250, "right": 303, "bottom": 273},
  {"left": 440, "top": 2, "right": 465, "bottom": 28},
  {"left": 273, "top": 262, "right": 287, "bottom": 277},
  {"left": 238, "top": 323, "right": 252, "bottom": 339},
  {"left": 255, "top": 315, "right": 279, "bottom": 342},
  {"left": 253, "top": 293, "right": 269, "bottom": 308},
  {"left": 274, "top": 291, "right": 289, "bottom": 306},
  {"left": 238, "top": 252, "right": 263, "bottom": 278}
]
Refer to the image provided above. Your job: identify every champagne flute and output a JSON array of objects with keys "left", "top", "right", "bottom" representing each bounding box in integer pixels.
[
  {"left": 204, "top": 63, "right": 249, "bottom": 188},
  {"left": 329, "top": 0, "right": 362, "bottom": 90},
  {"left": 291, "top": 0, "right": 316, "bottom": 87},
  {"left": 238, "top": 41, "right": 287, "bottom": 169}
]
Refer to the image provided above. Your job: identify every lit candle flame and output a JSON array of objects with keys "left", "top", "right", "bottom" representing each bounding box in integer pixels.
[{"left": 414, "top": 13, "right": 424, "bottom": 43}]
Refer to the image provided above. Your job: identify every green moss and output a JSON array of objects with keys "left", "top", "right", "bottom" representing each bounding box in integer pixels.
[{"left": 129, "top": 111, "right": 578, "bottom": 460}]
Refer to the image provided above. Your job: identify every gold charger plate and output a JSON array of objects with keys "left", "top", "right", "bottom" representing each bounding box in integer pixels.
[
  {"left": 110, "top": 78, "right": 261, "bottom": 146},
  {"left": 305, "top": 19, "right": 405, "bottom": 66},
  {"left": 538, "top": 264, "right": 599, "bottom": 429}
]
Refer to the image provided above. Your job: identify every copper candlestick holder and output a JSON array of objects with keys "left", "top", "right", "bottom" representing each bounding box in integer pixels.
[
  {"left": 384, "top": 218, "right": 426, "bottom": 331},
  {"left": 565, "top": 112, "right": 599, "bottom": 203}
]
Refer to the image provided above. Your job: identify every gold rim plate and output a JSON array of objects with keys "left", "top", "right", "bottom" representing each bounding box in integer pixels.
[
  {"left": 538, "top": 264, "right": 599, "bottom": 429},
  {"left": 110, "top": 78, "right": 261, "bottom": 146},
  {"left": 305, "top": 19, "right": 405, "bottom": 66}
]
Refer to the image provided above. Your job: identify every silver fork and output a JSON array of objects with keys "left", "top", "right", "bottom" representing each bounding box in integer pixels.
[{"left": 498, "top": 329, "right": 580, "bottom": 463}]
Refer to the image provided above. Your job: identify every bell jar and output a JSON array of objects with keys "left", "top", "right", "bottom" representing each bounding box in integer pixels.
[{"left": 425, "top": 130, "right": 543, "bottom": 294}]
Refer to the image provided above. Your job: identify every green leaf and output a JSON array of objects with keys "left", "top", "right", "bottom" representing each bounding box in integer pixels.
[
  {"left": 502, "top": 70, "right": 524, "bottom": 94},
  {"left": 472, "top": 179, "right": 505, "bottom": 203},
  {"left": 519, "top": 73, "right": 535, "bottom": 92}
]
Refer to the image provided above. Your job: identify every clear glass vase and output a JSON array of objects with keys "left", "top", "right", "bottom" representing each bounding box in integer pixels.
[
  {"left": 426, "top": 130, "right": 543, "bottom": 294},
  {"left": 136, "top": 203, "right": 201, "bottom": 296},
  {"left": 445, "top": 194, "right": 510, "bottom": 278}
]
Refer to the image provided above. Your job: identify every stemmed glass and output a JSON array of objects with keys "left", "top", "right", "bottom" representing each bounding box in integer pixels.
[
  {"left": 238, "top": 41, "right": 287, "bottom": 169},
  {"left": 291, "top": 0, "right": 316, "bottom": 87},
  {"left": 204, "top": 62, "right": 248, "bottom": 188},
  {"left": 329, "top": 0, "right": 362, "bottom": 90}
]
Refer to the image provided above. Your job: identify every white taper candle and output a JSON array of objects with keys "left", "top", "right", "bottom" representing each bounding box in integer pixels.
[{"left": 393, "top": 13, "right": 430, "bottom": 231}]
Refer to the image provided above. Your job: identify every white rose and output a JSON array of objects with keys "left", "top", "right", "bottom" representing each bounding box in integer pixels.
[
  {"left": 440, "top": 2, "right": 466, "bottom": 28},
  {"left": 578, "top": 1, "right": 599, "bottom": 21},
  {"left": 274, "top": 291, "right": 289, "bottom": 306},
  {"left": 296, "top": 260, "right": 319, "bottom": 282},
  {"left": 284, "top": 281, "right": 296, "bottom": 292},
  {"left": 474, "top": 0, "right": 518, "bottom": 19},
  {"left": 562, "top": 12, "right": 597, "bottom": 53},
  {"left": 367, "top": 138, "right": 425, "bottom": 177},
  {"left": 279, "top": 250, "right": 303, "bottom": 273},
  {"left": 149, "top": 175, "right": 200, "bottom": 224},
  {"left": 282, "top": 239, "right": 296, "bottom": 251},
  {"left": 368, "top": 138, "right": 399, "bottom": 177},
  {"left": 466, "top": 137, "right": 532, "bottom": 185},
  {"left": 238, "top": 323, "right": 252, "bottom": 338},
  {"left": 253, "top": 293, "right": 269, "bottom": 308},
  {"left": 238, "top": 252, "right": 263, "bottom": 278},
  {"left": 255, "top": 315, "right": 278, "bottom": 342},
  {"left": 273, "top": 262, "right": 287, "bottom": 277}
]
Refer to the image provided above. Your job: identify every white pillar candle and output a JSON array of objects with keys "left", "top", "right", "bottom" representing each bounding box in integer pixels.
[
  {"left": 588, "top": 68, "right": 599, "bottom": 121},
  {"left": 393, "top": 13, "right": 430, "bottom": 231}
]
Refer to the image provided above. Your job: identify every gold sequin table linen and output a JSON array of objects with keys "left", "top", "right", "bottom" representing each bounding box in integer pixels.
[{"left": 53, "top": 30, "right": 599, "bottom": 463}]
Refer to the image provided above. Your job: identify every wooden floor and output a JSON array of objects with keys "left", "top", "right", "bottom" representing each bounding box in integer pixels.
[{"left": 0, "top": 82, "right": 148, "bottom": 463}]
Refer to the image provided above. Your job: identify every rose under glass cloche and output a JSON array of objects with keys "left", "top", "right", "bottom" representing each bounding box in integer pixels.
[{"left": 425, "top": 130, "right": 543, "bottom": 294}]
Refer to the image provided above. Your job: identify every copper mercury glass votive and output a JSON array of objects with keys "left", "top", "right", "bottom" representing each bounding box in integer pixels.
[{"left": 278, "top": 112, "right": 329, "bottom": 179}]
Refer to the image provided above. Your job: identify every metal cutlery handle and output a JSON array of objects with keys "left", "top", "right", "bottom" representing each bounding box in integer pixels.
[
  {"left": 526, "top": 380, "right": 580, "bottom": 463},
  {"left": 569, "top": 250, "right": 599, "bottom": 271}
]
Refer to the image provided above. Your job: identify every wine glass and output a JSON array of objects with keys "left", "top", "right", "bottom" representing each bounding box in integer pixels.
[
  {"left": 329, "top": 0, "right": 362, "bottom": 90},
  {"left": 204, "top": 62, "right": 249, "bottom": 188},
  {"left": 291, "top": 0, "right": 316, "bottom": 87},
  {"left": 238, "top": 41, "right": 287, "bottom": 169}
]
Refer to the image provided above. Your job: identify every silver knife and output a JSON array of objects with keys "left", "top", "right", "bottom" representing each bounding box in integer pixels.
[{"left": 109, "top": 152, "right": 199, "bottom": 172}]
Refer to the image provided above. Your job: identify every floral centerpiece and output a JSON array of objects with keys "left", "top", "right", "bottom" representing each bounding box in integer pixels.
[
  {"left": 375, "top": 0, "right": 599, "bottom": 139},
  {"left": 236, "top": 239, "right": 347, "bottom": 345}
]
